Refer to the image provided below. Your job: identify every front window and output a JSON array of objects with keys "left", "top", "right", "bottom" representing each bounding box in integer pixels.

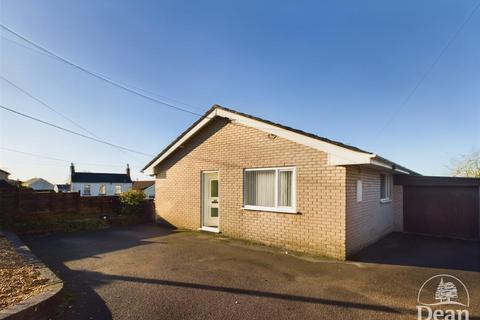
[
  {"left": 244, "top": 167, "right": 296, "bottom": 213},
  {"left": 83, "top": 184, "right": 91, "bottom": 196},
  {"left": 380, "top": 173, "right": 392, "bottom": 202},
  {"left": 115, "top": 185, "right": 122, "bottom": 195},
  {"left": 99, "top": 184, "right": 106, "bottom": 195}
]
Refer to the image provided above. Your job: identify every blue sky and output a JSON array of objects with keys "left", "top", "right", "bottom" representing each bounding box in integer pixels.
[{"left": 0, "top": 0, "right": 479, "bottom": 183}]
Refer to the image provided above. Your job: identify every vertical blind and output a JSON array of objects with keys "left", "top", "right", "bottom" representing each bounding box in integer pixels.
[
  {"left": 279, "top": 170, "right": 292, "bottom": 206},
  {"left": 380, "top": 174, "right": 386, "bottom": 199},
  {"left": 380, "top": 174, "right": 391, "bottom": 199},
  {"left": 245, "top": 170, "right": 276, "bottom": 207},
  {"left": 244, "top": 168, "right": 294, "bottom": 208}
]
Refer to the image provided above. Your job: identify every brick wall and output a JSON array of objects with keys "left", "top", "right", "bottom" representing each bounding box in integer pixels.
[
  {"left": 345, "top": 167, "right": 395, "bottom": 257},
  {"left": 155, "top": 118, "right": 347, "bottom": 259}
]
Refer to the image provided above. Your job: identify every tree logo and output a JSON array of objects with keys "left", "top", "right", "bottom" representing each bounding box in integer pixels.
[
  {"left": 435, "top": 277, "right": 460, "bottom": 305},
  {"left": 417, "top": 274, "right": 470, "bottom": 320}
]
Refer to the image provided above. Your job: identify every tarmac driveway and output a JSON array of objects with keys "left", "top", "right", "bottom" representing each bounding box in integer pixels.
[{"left": 23, "top": 224, "right": 480, "bottom": 320}]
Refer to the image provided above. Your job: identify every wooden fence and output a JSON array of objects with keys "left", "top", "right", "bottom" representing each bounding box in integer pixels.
[{"left": 0, "top": 188, "right": 154, "bottom": 219}]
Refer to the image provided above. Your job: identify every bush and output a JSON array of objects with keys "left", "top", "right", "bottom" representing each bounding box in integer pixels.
[{"left": 118, "top": 189, "right": 146, "bottom": 215}]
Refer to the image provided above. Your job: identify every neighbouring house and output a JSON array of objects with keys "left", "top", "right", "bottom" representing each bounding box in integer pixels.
[
  {"left": 0, "top": 168, "right": 10, "bottom": 181},
  {"left": 142, "top": 105, "right": 420, "bottom": 260},
  {"left": 0, "top": 168, "right": 17, "bottom": 190},
  {"left": 70, "top": 163, "right": 132, "bottom": 196},
  {"left": 54, "top": 184, "right": 71, "bottom": 193},
  {"left": 132, "top": 180, "right": 155, "bottom": 199},
  {"left": 22, "top": 177, "right": 55, "bottom": 192}
]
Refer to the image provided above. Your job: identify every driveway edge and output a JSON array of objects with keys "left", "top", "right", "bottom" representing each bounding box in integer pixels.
[{"left": 0, "top": 231, "right": 63, "bottom": 320}]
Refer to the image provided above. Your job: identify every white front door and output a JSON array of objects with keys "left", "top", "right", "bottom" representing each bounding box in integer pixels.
[{"left": 202, "top": 172, "right": 219, "bottom": 230}]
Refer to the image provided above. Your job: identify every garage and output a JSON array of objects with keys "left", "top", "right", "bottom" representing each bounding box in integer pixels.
[{"left": 395, "top": 176, "right": 480, "bottom": 240}]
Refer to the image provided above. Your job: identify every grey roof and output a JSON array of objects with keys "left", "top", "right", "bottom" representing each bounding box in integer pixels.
[
  {"left": 143, "top": 105, "right": 419, "bottom": 175},
  {"left": 23, "top": 177, "right": 38, "bottom": 185},
  {"left": 23, "top": 177, "right": 52, "bottom": 186},
  {"left": 71, "top": 172, "right": 132, "bottom": 183},
  {"left": 132, "top": 180, "right": 155, "bottom": 190}
]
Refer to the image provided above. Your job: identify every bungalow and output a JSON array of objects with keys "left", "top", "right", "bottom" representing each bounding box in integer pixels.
[
  {"left": 70, "top": 164, "right": 132, "bottom": 196},
  {"left": 22, "top": 177, "right": 55, "bottom": 192},
  {"left": 142, "top": 105, "right": 418, "bottom": 260}
]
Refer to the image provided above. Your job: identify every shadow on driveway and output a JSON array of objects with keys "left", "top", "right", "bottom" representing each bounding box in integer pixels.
[
  {"left": 24, "top": 223, "right": 174, "bottom": 262},
  {"left": 77, "top": 270, "right": 407, "bottom": 315},
  {"left": 22, "top": 224, "right": 174, "bottom": 320},
  {"left": 21, "top": 226, "right": 480, "bottom": 320},
  {"left": 350, "top": 232, "right": 480, "bottom": 272}
]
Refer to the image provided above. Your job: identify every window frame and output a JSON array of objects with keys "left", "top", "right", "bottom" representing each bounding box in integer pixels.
[
  {"left": 115, "top": 185, "right": 122, "bottom": 195},
  {"left": 380, "top": 173, "right": 392, "bottom": 203},
  {"left": 356, "top": 179, "right": 363, "bottom": 202},
  {"left": 99, "top": 184, "right": 106, "bottom": 196},
  {"left": 243, "top": 166, "right": 297, "bottom": 213},
  {"left": 83, "top": 184, "right": 91, "bottom": 196}
]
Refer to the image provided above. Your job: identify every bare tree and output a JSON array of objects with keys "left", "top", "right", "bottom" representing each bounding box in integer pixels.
[{"left": 449, "top": 149, "right": 480, "bottom": 177}]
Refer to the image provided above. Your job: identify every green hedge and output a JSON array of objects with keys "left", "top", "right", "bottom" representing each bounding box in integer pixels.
[{"left": 11, "top": 213, "right": 108, "bottom": 234}]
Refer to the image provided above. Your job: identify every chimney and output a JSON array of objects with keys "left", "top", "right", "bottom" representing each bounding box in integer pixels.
[
  {"left": 70, "top": 163, "right": 75, "bottom": 175},
  {"left": 126, "top": 164, "right": 130, "bottom": 177}
]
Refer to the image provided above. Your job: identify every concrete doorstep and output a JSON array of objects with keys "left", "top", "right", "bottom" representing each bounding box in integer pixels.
[{"left": 0, "top": 231, "right": 63, "bottom": 320}]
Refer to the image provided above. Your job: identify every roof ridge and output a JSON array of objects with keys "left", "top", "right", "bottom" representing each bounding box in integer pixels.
[
  {"left": 73, "top": 172, "right": 129, "bottom": 175},
  {"left": 142, "top": 104, "right": 418, "bottom": 175},
  {"left": 71, "top": 171, "right": 132, "bottom": 183}
]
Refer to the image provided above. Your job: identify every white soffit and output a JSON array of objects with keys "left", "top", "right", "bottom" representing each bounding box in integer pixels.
[
  {"left": 143, "top": 109, "right": 217, "bottom": 175},
  {"left": 217, "top": 109, "right": 374, "bottom": 166},
  {"left": 144, "top": 108, "right": 387, "bottom": 174}
]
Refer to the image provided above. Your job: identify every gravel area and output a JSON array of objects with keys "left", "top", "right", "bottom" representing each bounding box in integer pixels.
[{"left": 0, "top": 236, "right": 49, "bottom": 310}]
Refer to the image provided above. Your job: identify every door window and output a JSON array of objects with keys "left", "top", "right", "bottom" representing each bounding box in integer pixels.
[
  {"left": 211, "top": 180, "right": 218, "bottom": 197},
  {"left": 211, "top": 207, "right": 219, "bottom": 217}
]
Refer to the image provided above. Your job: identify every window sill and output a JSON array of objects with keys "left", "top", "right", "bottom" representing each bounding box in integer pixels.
[
  {"left": 380, "top": 198, "right": 392, "bottom": 204},
  {"left": 241, "top": 206, "right": 298, "bottom": 214}
]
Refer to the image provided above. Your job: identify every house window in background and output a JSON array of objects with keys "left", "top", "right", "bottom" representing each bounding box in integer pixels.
[
  {"left": 99, "top": 184, "right": 106, "bottom": 195},
  {"left": 83, "top": 184, "right": 91, "bottom": 196},
  {"left": 244, "top": 167, "right": 296, "bottom": 213},
  {"left": 115, "top": 185, "right": 122, "bottom": 195},
  {"left": 380, "top": 173, "right": 392, "bottom": 201}
]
